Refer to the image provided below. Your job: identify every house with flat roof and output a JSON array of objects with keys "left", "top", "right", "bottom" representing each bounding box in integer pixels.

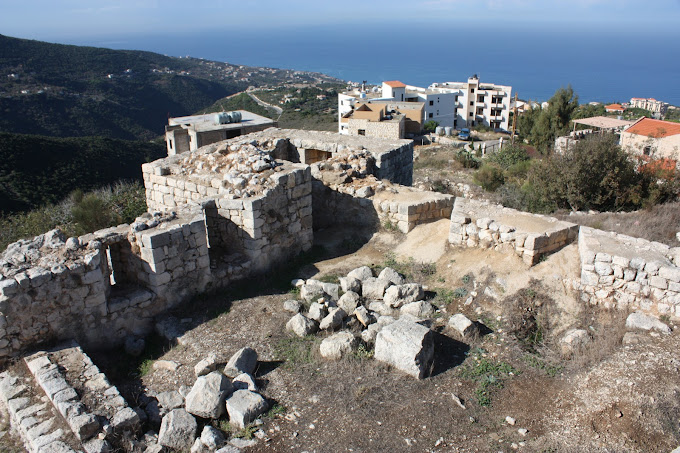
[
  {"left": 338, "top": 76, "right": 512, "bottom": 135},
  {"left": 620, "top": 117, "right": 680, "bottom": 159},
  {"left": 630, "top": 97, "right": 669, "bottom": 115},
  {"left": 165, "top": 110, "right": 276, "bottom": 156},
  {"left": 339, "top": 100, "right": 424, "bottom": 139}
]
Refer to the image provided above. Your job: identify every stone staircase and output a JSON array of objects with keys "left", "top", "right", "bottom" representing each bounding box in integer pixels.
[{"left": 0, "top": 341, "right": 140, "bottom": 452}]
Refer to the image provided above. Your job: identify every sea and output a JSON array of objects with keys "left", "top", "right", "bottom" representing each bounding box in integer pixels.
[{"left": 62, "top": 23, "right": 680, "bottom": 105}]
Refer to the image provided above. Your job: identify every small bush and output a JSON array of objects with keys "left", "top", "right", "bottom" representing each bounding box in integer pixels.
[
  {"left": 487, "top": 144, "right": 530, "bottom": 170},
  {"left": 455, "top": 150, "right": 481, "bottom": 169},
  {"left": 474, "top": 163, "right": 505, "bottom": 192}
]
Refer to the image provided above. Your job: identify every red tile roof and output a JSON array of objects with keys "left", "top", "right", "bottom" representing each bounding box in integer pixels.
[
  {"left": 383, "top": 81, "right": 406, "bottom": 88},
  {"left": 605, "top": 103, "right": 625, "bottom": 111},
  {"left": 625, "top": 118, "right": 680, "bottom": 138}
]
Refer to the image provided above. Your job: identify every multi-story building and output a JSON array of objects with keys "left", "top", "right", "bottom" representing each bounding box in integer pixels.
[
  {"left": 630, "top": 97, "right": 669, "bottom": 115},
  {"left": 338, "top": 76, "right": 512, "bottom": 136}
]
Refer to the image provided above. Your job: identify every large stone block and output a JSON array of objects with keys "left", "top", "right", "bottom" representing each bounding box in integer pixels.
[
  {"left": 158, "top": 409, "right": 197, "bottom": 450},
  {"left": 374, "top": 319, "right": 434, "bottom": 379},
  {"left": 225, "top": 390, "right": 268, "bottom": 430},
  {"left": 185, "top": 371, "right": 232, "bottom": 419}
]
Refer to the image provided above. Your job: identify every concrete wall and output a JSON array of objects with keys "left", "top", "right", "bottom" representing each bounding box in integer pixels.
[{"left": 620, "top": 132, "right": 680, "bottom": 159}]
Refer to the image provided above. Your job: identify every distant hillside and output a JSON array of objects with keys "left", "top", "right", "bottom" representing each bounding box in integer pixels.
[
  {"left": 0, "top": 34, "right": 340, "bottom": 140},
  {"left": 0, "top": 132, "right": 165, "bottom": 212}
]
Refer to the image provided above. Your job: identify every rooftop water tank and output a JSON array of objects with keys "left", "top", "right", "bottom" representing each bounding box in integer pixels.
[
  {"left": 444, "top": 126, "right": 453, "bottom": 136},
  {"left": 227, "top": 111, "right": 242, "bottom": 123}
]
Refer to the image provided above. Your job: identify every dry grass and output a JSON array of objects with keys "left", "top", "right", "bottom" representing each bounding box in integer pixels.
[{"left": 555, "top": 201, "right": 680, "bottom": 247}]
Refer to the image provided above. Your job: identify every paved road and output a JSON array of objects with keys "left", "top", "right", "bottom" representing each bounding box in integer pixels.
[{"left": 248, "top": 92, "right": 283, "bottom": 115}]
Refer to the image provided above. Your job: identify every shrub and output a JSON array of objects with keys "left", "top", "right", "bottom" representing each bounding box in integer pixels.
[
  {"left": 423, "top": 120, "right": 439, "bottom": 133},
  {"left": 474, "top": 163, "right": 505, "bottom": 192},
  {"left": 455, "top": 150, "right": 481, "bottom": 169},
  {"left": 487, "top": 144, "right": 530, "bottom": 170}
]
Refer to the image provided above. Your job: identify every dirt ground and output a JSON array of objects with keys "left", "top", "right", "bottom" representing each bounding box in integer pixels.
[{"left": 81, "top": 220, "right": 680, "bottom": 453}]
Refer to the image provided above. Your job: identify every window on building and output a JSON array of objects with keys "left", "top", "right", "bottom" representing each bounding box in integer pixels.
[
  {"left": 436, "top": 110, "right": 439, "bottom": 115},
  {"left": 471, "top": 88, "right": 475, "bottom": 93},
  {"left": 358, "top": 129, "right": 366, "bottom": 136},
  {"left": 492, "top": 95, "right": 503, "bottom": 104},
  {"left": 469, "top": 112, "right": 473, "bottom": 117},
  {"left": 454, "top": 120, "right": 457, "bottom": 127},
  {"left": 169, "top": 139, "right": 173, "bottom": 149},
  {"left": 429, "top": 100, "right": 433, "bottom": 106},
  {"left": 454, "top": 95, "right": 458, "bottom": 102},
  {"left": 643, "top": 146, "right": 652, "bottom": 156},
  {"left": 470, "top": 101, "right": 474, "bottom": 106},
  {"left": 437, "top": 97, "right": 440, "bottom": 103},
  {"left": 477, "top": 95, "right": 485, "bottom": 103},
  {"left": 429, "top": 113, "right": 433, "bottom": 118}
]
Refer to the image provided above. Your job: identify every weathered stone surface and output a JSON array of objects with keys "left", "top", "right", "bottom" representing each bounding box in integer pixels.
[
  {"left": 307, "top": 302, "right": 327, "bottom": 322},
  {"left": 111, "top": 407, "right": 140, "bottom": 433},
  {"left": 194, "top": 352, "right": 220, "bottom": 377},
  {"left": 319, "top": 307, "right": 346, "bottom": 330},
  {"left": 559, "top": 329, "right": 590, "bottom": 356},
  {"left": 362, "top": 278, "right": 391, "bottom": 300},
  {"left": 225, "top": 390, "right": 268, "bottom": 430},
  {"left": 337, "top": 291, "right": 360, "bottom": 315},
  {"left": 354, "top": 305, "right": 373, "bottom": 327},
  {"left": 320, "top": 331, "right": 357, "bottom": 360},
  {"left": 347, "top": 266, "right": 373, "bottom": 281},
  {"left": 361, "top": 323, "right": 382, "bottom": 345},
  {"left": 185, "top": 371, "right": 232, "bottom": 419},
  {"left": 158, "top": 409, "right": 197, "bottom": 450},
  {"left": 283, "top": 299, "right": 302, "bottom": 313},
  {"left": 378, "top": 267, "right": 406, "bottom": 286},
  {"left": 625, "top": 312, "right": 671, "bottom": 334},
  {"left": 70, "top": 413, "right": 99, "bottom": 440},
  {"left": 153, "top": 360, "right": 180, "bottom": 372},
  {"left": 383, "top": 283, "right": 424, "bottom": 308},
  {"left": 339, "top": 276, "right": 362, "bottom": 294},
  {"left": 232, "top": 373, "right": 258, "bottom": 392},
  {"left": 448, "top": 314, "right": 477, "bottom": 337},
  {"left": 285, "top": 314, "right": 318, "bottom": 337},
  {"left": 83, "top": 438, "right": 112, "bottom": 453},
  {"left": 156, "top": 390, "right": 184, "bottom": 410},
  {"left": 322, "top": 282, "right": 340, "bottom": 301},
  {"left": 374, "top": 319, "right": 434, "bottom": 379},
  {"left": 300, "top": 279, "right": 324, "bottom": 302},
  {"left": 124, "top": 337, "right": 145, "bottom": 357},
  {"left": 223, "top": 347, "right": 258, "bottom": 378},
  {"left": 200, "top": 425, "right": 225, "bottom": 450},
  {"left": 400, "top": 301, "right": 434, "bottom": 319},
  {"left": 41, "top": 440, "right": 78, "bottom": 453}
]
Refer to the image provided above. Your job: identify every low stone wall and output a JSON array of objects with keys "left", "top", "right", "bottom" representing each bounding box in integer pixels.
[
  {"left": 579, "top": 227, "right": 680, "bottom": 317},
  {"left": 448, "top": 198, "right": 579, "bottom": 265},
  {"left": 373, "top": 189, "right": 454, "bottom": 233}
]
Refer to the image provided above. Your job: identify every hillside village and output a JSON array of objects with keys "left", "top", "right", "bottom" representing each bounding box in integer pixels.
[{"left": 2, "top": 33, "right": 680, "bottom": 453}]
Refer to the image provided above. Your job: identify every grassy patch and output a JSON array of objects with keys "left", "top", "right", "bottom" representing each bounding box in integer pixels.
[
  {"left": 458, "top": 349, "right": 517, "bottom": 407},
  {"left": 274, "top": 335, "right": 320, "bottom": 368},
  {"left": 137, "top": 359, "right": 154, "bottom": 377},
  {"left": 318, "top": 274, "right": 340, "bottom": 284},
  {"left": 264, "top": 404, "right": 287, "bottom": 418},
  {"left": 352, "top": 344, "right": 374, "bottom": 360},
  {"left": 233, "top": 425, "right": 258, "bottom": 440},
  {"left": 523, "top": 354, "right": 563, "bottom": 378}
]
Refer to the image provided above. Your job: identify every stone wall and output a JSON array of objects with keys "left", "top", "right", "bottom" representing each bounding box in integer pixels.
[
  {"left": 579, "top": 226, "right": 680, "bottom": 317},
  {"left": 448, "top": 198, "right": 579, "bottom": 265},
  {"left": 347, "top": 118, "right": 404, "bottom": 141},
  {"left": 0, "top": 208, "right": 214, "bottom": 358}
]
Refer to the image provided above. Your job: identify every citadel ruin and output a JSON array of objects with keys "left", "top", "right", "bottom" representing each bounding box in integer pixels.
[{"left": 1, "top": 127, "right": 680, "bottom": 452}]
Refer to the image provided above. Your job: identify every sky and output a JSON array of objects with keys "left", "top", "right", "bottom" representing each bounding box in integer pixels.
[{"left": 2, "top": 0, "right": 680, "bottom": 42}]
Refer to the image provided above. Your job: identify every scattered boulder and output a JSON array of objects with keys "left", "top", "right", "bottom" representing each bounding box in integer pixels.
[
  {"left": 354, "top": 305, "right": 373, "bottom": 327},
  {"left": 339, "top": 276, "right": 362, "bottom": 294},
  {"left": 233, "top": 373, "right": 258, "bottom": 392},
  {"left": 368, "top": 301, "right": 396, "bottom": 317},
  {"left": 320, "top": 331, "right": 358, "bottom": 360},
  {"left": 283, "top": 299, "right": 302, "bottom": 313},
  {"left": 361, "top": 324, "right": 382, "bottom": 345},
  {"left": 322, "top": 282, "right": 340, "bottom": 301},
  {"left": 200, "top": 425, "right": 225, "bottom": 451},
  {"left": 156, "top": 391, "right": 184, "bottom": 410},
  {"left": 625, "top": 312, "right": 671, "bottom": 334},
  {"left": 622, "top": 331, "right": 650, "bottom": 346},
  {"left": 185, "top": 371, "right": 232, "bottom": 419},
  {"left": 158, "top": 409, "right": 197, "bottom": 450},
  {"left": 337, "top": 291, "right": 361, "bottom": 314},
  {"left": 291, "top": 278, "right": 305, "bottom": 288},
  {"left": 286, "top": 314, "right": 318, "bottom": 337},
  {"left": 111, "top": 407, "right": 140, "bottom": 433},
  {"left": 223, "top": 347, "right": 258, "bottom": 378},
  {"left": 83, "top": 438, "right": 111, "bottom": 453},
  {"left": 559, "top": 329, "right": 590, "bottom": 356},
  {"left": 374, "top": 319, "right": 434, "bottom": 379},
  {"left": 301, "top": 279, "right": 325, "bottom": 302},
  {"left": 378, "top": 267, "right": 406, "bottom": 286},
  {"left": 449, "top": 314, "right": 478, "bottom": 338},
  {"left": 362, "top": 277, "right": 392, "bottom": 300},
  {"left": 384, "top": 283, "right": 424, "bottom": 308},
  {"left": 225, "top": 390, "right": 269, "bottom": 430},
  {"left": 153, "top": 360, "right": 180, "bottom": 372},
  {"left": 307, "top": 302, "right": 327, "bottom": 322},
  {"left": 319, "top": 307, "right": 346, "bottom": 330},
  {"left": 194, "top": 352, "right": 220, "bottom": 377},
  {"left": 400, "top": 301, "right": 434, "bottom": 319},
  {"left": 347, "top": 266, "right": 373, "bottom": 281}
]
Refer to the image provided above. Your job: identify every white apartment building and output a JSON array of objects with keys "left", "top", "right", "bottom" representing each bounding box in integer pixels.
[
  {"left": 338, "top": 76, "right": 512, "bottom": 135},
  {"left": 630, "top": 97, "right": 669, "bottom": 115}
]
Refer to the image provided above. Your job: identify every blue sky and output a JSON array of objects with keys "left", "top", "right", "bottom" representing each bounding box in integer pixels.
[{"left": 2, "top": 0, "right": 679, "bottom": 41}]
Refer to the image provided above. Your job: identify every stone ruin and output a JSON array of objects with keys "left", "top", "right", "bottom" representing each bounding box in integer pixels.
[{"left": 2, "top": 126, "right": 680, "bottom": 451}]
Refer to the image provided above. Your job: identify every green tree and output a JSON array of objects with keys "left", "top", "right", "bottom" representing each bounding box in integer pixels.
[
  {"left": 529, "top": 86, "right": 579, "bottom": 154},
  {"left": 526, "top": 133, "right": 644, "bottom": 212},
  {"left": 488, "top": 144, "right": 530, "bottom": 169},
  {"left": 423, "top": 120, "right": 439, "bottom": 133}
]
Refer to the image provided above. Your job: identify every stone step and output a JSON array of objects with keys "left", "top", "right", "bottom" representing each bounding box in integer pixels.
[
  {"left": 0, "top": 369, "right": 80, "bottom": 453},
  {"left": 24, "top": 341, "right": 140, "bottom": 452}
]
